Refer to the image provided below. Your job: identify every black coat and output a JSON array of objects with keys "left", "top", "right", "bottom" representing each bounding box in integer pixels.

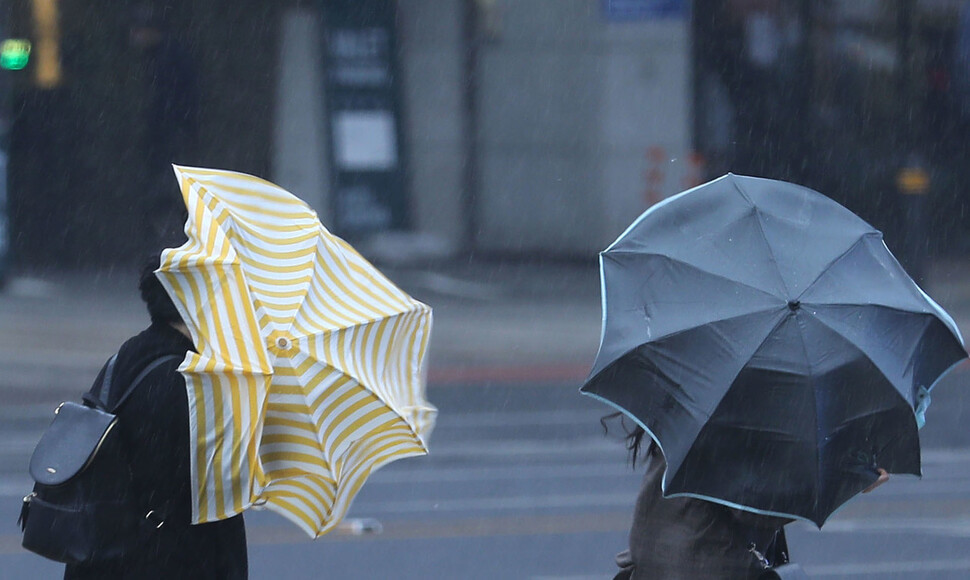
[
  {"left": 65, "top": 323, "right": 246, "bottom": 579},
  {"left": 615, "top": 443, "right": 791, "bottom": 580}
]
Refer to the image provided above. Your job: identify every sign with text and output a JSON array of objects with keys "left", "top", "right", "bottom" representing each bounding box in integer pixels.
[{"left": 321, "top": 0, "right": 409, "bottom": 237}]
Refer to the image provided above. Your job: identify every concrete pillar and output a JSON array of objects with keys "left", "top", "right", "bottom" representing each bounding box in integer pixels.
[
  {"left": 472, "top": 1, "right": 691, "bottom": 255},
  {"left": 397, "top": 0, "right": 466, "bottom": 253},
  {"left": 597, "top": 19, "right": 692, "bottom": 243},
  {"left": 272, "top": 9, "right": 331, "bottom": 223},
  {"left": 393, "top": 0, "right": 691, "bottom": 258},
  {"left": 475, "top": 0, "right": 603, "bottom": 255}
]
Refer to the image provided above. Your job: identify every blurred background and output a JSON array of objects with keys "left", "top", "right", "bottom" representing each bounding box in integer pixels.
[
  {"left": 4, "top": 1, "right": 970, "bottom": 578},
  {"left": 0, "top": 0, "right": 968, "bottom": 274}
]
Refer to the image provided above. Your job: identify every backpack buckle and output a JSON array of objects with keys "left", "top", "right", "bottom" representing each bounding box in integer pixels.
[
  {"left": 145, "top": 510, "right": 165, "bottom": 529},
  {"left": 749, "top": 543, "right": 769, "bottom": 569}
]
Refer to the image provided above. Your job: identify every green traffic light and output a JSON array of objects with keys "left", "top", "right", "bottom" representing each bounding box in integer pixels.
[{"left": 0, "top": 39, "right": 31, "bottom": 71}]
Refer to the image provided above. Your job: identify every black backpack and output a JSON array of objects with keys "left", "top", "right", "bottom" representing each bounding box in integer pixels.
[{"left": 18, "top": 353, "right": 181, "bottom": 565}]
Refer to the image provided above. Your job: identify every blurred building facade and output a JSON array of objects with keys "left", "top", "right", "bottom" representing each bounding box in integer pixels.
[
  {"left": 693, "top": 0, "right": 970, "bottom": 270},
  {"left": 267, "top": 0, "right": 696, "bottom": 259},
  {"left": 4, "top": 0, "right": 970, "bottom": 269}
]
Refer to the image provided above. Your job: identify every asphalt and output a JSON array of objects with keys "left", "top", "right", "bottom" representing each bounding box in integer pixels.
[{"left": 1, "top": 255, "right": 969, "bottom": 403}]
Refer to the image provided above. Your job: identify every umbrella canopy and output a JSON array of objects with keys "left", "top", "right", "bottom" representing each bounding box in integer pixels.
[
  {"left": 581, "top": 174, "right": 967, "bottom": 527},
  {"left": 157, "top": 165, "right": 435, "bottom": 537}
]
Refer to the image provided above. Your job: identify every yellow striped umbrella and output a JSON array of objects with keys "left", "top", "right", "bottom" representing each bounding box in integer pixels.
[{"left": 156, "top": 165, "right": 436, "bottom": 537}]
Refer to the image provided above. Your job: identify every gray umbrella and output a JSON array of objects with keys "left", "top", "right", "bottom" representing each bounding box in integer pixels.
[{"left": 581, "top": 174, "right": 967, "bottom": 527}]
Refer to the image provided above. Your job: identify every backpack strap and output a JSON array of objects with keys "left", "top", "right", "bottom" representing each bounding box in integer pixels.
[
  {"left": 82, "top": 355, "right": 118, "bottom": 410},
  {"left": 116, "top": 354, "right": 185, "bottom": 532},
  {"left": 108, "top": 355, "right": 183, "bottom": 413},
  {"left": 82, "top": 354, "right": 183, "bottom": 412}
]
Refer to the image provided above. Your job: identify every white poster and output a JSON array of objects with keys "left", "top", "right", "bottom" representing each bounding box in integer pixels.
[{"left": 333, "top": 110, "right": 398, "bottom": 171}]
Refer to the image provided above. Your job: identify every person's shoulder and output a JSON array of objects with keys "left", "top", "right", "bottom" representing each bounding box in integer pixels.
[{"left": 111, "top": 324, "right": 191, "bottom": 396}]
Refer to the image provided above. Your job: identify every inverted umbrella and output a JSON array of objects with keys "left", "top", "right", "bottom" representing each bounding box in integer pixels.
[
  {"left": 157, "top": 165, "right": 436, "bottom": 537},
  {"left": 581, "top": 174, "right": 967, "bottom": 527}
]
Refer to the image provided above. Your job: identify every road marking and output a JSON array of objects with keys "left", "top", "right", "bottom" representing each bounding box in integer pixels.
[
  {"left": 813, "top": 517, "right": 970, "bottom": 537},
  {"left": 0, "top": 405, "right": 601, "bottom": 425},
  {"left": 526, "top": 558, "right": 970, "bottom": 580},
  {"left": 0, "top": 433, "right": 623, "bottom": 461},
  {"left": 0, "top": 477, "right": 30, "bottom": 497},
  {"left": 0, "top": 405, "right": 58, "bottom": 420},
  {"left": 427, "top": 438, "right": 621, "bottom": 458},
  {"left": 923, "top": 448, "right": 970, "bottom": 463},
  {"left": 2, "top": 277, "right": 58, "bottom": 298},
  {"left": 531, "top": 576, "right": 603, "bottom": 580},
  {"left": 0, "top": 434, "right": 43, "bottom": 453},
  {"left": 353, "top": 491, "right": 636, "bottom": 514},
  {"left": 244, "top": 511, "right": 632, "bottom": 545},
  {"left": 806, "top": 558, "right": 970, "bottom": 576},
  {"left": 0, "top": 459, "right": 633, "bottom": 498},
  {"left": 367, "top": 462, "right": 630, "bottom": 484},
  {"left": 0, "top": 505, "right": 629, "bottom": 555}
]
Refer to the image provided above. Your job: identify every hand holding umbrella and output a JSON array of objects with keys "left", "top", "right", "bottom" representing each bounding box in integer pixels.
[{"left": 862, "top": 468, "right": 889, "bottom": 494}]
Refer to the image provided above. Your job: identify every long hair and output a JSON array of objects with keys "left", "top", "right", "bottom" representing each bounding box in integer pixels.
[{"left": 600, "top": 412, "right": 649, "bottom": 468}]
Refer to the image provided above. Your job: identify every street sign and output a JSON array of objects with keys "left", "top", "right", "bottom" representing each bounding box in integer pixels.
[
  {"left": 320, "top": 0, "right": 410, "bottom": 237},
  {"left": 602, "top": 0, "right": 685, "bottom": 20}
]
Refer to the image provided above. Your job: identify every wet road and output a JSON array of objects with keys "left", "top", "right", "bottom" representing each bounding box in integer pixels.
[{"left": 3, "top": 376, "right": 970, "bottom": 579}]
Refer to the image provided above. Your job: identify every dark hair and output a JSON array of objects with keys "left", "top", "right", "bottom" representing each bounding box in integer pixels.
[
  {"left": 138, "top": 254, "right": 183, "bottom": 325},
  {"left": 600, "top": 412, "right": 648, "bottom": 468}
]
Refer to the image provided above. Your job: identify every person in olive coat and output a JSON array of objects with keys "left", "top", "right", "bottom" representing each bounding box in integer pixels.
[
  {"left": 65, "top": 257, "right": 246, "bottom": 579},
  {"left": 611, "top": 423, "right": 888, "bottom": 579}
]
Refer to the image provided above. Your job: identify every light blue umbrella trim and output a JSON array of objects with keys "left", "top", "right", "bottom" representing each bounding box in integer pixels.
[
  {"left": 603, "top": 174, "right": 731, "bottom": 253},
  {"left": 918, "top": 357, "right": 968, "bottom": 429},
  {"left": 592, "top": 252, "right": 608, "bottom": 376},
  {"left": 593, "top": 175, "right": 731, "bottom": 377},
  {"left": 579, "top": 388, "right": 901, "bottom": 529},
  {"left": 877, "top": 238, "right": 966, "bottom": 347}
]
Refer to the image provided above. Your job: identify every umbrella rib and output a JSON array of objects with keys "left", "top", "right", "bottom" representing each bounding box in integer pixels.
[
  {"left": 797, "top": 312, "right": 930, "bottom": 503},
  {"left": 589, "top": 307, "right": 788, "bottom": 389},
  {"left": 665, "top": 310, "right": 789, "bottom": 483},
  {"left": 788, "top": 312, "right": 822, "bottom": 516},
  {"left": 794, "top": 233, "right": 880, "bottom": 302},
  {"left": 806, "top": 306, "right": 934, "bottom": 397},
  {"left": 729, "top": 178, "right": 792, "bottom": 298},
  {"left": 293, "top": 302, "right": 425, "bottom": 340},
  {"left": 647, "top": 305, "right": 786, "bottom": 349},
  {"left": 605, "top": 250, "right": 786, "bottom": 305}
]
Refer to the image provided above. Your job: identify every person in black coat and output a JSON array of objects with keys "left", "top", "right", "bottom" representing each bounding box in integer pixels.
[{"left": 65, "top": 258, "right": 246, "bottom": 579}]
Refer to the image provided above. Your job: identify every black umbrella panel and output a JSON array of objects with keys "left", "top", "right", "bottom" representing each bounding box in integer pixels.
[{"left": 582, "top": 174, "right": 968, "bottom": 527}]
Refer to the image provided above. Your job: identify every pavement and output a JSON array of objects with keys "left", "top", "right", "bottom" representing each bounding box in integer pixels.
[
  {"left": 0, "top": 258, "right": 603, "bottom": 403},
  {"left": 2, "top": 256, "right": 970, "bottom": 404}
]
